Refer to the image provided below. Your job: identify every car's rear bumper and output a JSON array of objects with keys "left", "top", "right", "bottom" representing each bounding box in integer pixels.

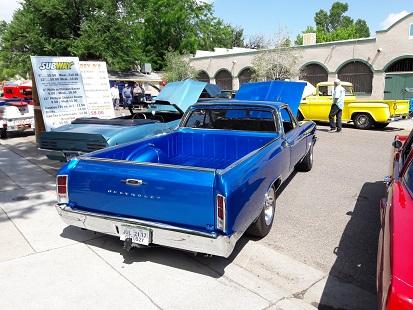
[
  {"left": 55, "top": 204, "right": 237, "bottom": 258},
  {"left": 38, "top": 148, "right": 83, "bottom": 161},
  {"left": 388, "top": 115, "right": 410, "bottom": 122}
]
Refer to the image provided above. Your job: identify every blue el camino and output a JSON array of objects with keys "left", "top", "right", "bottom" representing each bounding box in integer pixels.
[
  {"left": 54, "top": 81, "right": 317, "bottom": 257},
  {"left": 39, "top": 80, "right": 223, "bottom": 161}
]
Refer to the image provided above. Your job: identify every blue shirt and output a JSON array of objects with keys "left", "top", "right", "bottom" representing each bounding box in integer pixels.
[{"left": 332, "top": 85, "right": 345, "bottom": 110}]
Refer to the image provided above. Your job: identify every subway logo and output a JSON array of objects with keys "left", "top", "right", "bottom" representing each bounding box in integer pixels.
[{"left": 39, "top": 61, "right": 74, "bottom": 70}]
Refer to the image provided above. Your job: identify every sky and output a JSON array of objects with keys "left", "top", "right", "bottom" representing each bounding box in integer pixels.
[{"left": 1, "top": 0, "right": 412, "bottom": 40}]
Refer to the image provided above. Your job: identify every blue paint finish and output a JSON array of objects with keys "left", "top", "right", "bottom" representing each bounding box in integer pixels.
[
  {"left": 235, "top": 80, "right": 306, "bottom": 116},
  {"left": 59, "top": 98, "right": 316, "bottom": 241}
]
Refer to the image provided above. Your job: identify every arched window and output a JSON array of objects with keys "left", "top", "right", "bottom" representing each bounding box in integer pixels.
[
  {"left": 300, "top": 63, "right": 328, "bottom": 86},
  {"left": 215, "top": 69, "right": 232, "bottom": 91},
  {"left": 338, "top": 61, "right": 373, "bottom": 95},
  {"left": 238, "top": 68, "right": 253, "bottom": 85},
  {"left": 197, "top": 71, "right": 210, "bottom": 83},
  {"left": 385, "top": 58, "right": 413, "bottom": 72}
]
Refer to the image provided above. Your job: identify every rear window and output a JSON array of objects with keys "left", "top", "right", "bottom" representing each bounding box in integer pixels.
[
  {"left": 183, "top": 108, "right": 278, "bottom": 132},
  {"left": 318, "top": 85, "right": 353, "bottom": 96},
  {"left": 404, "top": 161, "right": 413, "bottom": 196}
]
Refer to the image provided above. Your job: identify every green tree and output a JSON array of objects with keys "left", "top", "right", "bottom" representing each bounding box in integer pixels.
[
  {"left": 137, "top": 0, "right": 243, "bottom": 69},
  {"left": 163, "top": 50, "right": 198, "bottom": 82},
  {"left": 295, "top": 2, "right": 370, "bottom": 45},
  {"left": 0, "top": 0, "right": 243, "bottom": 79}
]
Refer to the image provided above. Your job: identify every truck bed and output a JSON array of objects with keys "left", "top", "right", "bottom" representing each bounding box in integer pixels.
[{"left": 90, "top": 129, "right": 278, "bottom": 170}]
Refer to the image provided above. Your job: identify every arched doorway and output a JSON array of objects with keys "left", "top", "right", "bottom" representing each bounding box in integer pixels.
[
  {"left": 215, "top": 69, "right": 232, "bottom": 90},
  {"left": 238, "top": 68, "right": 253, "bottom": 85},
  {"left": 384, "top": 57, "right": 413, "bottom": 100},
  {"left": 337, "top": 61, "right": 373, "bottom": 95},
  {"left": 197, "top": 70, "right": 210, "bottom": 83},
  {"left": 300, "top": 63, "right": 328, "bottom": 86}
]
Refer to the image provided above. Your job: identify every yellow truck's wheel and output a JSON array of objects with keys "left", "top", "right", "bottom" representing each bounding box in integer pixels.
[{"left": 353, "top": 113, "right": 373, "bottom": 130}]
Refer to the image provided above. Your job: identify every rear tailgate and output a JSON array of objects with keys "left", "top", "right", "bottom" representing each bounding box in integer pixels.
[
  {"left": 386, "top": 99, "right": 409, "bottom": 116},
  {"left": 66, "top": 158, "right": 216, "bottom": 231}
]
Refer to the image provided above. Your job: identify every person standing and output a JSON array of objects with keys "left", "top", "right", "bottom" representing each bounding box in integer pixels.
[
  {"left": 328, "top": 79, "right": 345, "bottom": 133},
  {"left": 122, "top": 84, "right": 133, "bottom": 109},
  {"left": 110, "top": 84, "right": 120, "bottom": 110}
]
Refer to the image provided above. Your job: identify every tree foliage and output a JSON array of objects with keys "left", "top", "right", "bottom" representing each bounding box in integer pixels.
[
  {"left": 0, "top": 0, "right": 243, "bottom": 79},
  {"left": 162, "top": 51, "right": 198, "bottom": 82},
  {"left": 295, "top": 2, "right": 370, "bottom": 45},
  {"left": 252, "top": 29, "right": 300, "bottom": 81}
]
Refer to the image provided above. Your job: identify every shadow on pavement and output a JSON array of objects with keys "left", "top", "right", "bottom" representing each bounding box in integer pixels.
[{"left": 318, "top": 181, "right": 385, "bottom": 310}]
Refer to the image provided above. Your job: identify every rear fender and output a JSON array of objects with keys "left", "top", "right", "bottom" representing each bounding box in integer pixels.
[{"left": 348, "top": 103, "right": 390, "bottom": 122}]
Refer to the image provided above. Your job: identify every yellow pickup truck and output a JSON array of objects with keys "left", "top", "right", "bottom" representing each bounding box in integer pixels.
[{"left": 298, "top": 82, "right": 410, "bottom": 129}]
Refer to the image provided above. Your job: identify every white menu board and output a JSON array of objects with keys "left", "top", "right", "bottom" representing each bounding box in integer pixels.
[
  {"left": 79, "top": 61, "right": 115, "bottom": 119},
  {"left": 31, "top": 56, "right": 88, "bottom": 131}
]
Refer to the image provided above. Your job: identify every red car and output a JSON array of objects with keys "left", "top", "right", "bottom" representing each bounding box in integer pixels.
[{"left": 377, "top": 129, "right": 413, "bottom": 309}]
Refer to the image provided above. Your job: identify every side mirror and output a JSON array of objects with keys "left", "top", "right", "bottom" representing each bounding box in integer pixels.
[{"left": 392, "top": 140, "right": 403, "bottom": 149}]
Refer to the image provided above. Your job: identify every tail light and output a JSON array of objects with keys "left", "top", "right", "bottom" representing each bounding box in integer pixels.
[
  {"left": 216, "top": 194, "right": 226, "bottom": 232},
  {"left": 56, "top": 175, "right": 68, "bottom": 204}
]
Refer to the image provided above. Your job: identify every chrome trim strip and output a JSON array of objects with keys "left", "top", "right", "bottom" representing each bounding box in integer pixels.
[
  {"left": 80, "top": 156, "right": 216, "bottom": 173},
  {"left": 38, "top": 148, "right": 84, "bottom": 157},
  {"left": 55, "top": 204, "right": 238, "bottom": 257}
]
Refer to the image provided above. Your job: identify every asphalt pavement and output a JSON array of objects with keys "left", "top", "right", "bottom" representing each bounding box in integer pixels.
[{"left": 0, "top": 119, "right": 412, "bottom": 310}]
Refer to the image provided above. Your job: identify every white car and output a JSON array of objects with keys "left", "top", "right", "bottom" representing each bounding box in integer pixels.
[{"left": 0, "top": 101, "right": 34, "bottom": 138}]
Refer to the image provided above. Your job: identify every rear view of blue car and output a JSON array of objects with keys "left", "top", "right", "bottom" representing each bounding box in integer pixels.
[{"left": 55, "top": 81, "right": 316, "bottom": 257}]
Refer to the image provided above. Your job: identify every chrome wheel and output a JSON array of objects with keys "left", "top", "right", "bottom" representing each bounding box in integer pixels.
[
  {"left": 264, "top": 187, "right": 275, "bottom": 226},
  {"left": 357, "top": 115, "right": 368, "bottom": 126}
]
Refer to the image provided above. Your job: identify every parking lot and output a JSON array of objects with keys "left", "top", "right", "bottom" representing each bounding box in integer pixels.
[{"left": 1, "top": 119, "right": 412, "bottom": 310}]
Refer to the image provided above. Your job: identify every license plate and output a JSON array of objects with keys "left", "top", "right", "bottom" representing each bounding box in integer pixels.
[
  {"left": 10, "top": 118, "right": 32, "bottom": 126},
  {"left": 119, "top": 225, "right": 151, "bottom": 245}
]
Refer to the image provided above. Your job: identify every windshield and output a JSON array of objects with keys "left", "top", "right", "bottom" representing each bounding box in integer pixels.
[
  {"left": 182, "top": 108, "right": 278, "bottom": 132},
  {"left": 318, "top": 85, "right": 354, "bottom": 96}
]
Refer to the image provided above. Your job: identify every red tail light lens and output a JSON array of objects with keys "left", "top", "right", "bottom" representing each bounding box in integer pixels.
[
  {"left": 216, "top": 194, "right": 226, "bottom": 232},
  {"left": 56, "top": 175, "right": 68, "bottom": 203}
]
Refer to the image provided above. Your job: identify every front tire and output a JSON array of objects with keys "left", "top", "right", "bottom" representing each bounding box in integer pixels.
[
  {"left": 0, "top": 128, "right": 7, "bottom": 139},
  {"left": 247, "top": 186, "right": 275, "bottom": 238},
  {"left": 353, "top": 113, "right": 373, "bottom": 130},
  {"left": 297, "top": 145, "right": 313, "bottom": 172}
]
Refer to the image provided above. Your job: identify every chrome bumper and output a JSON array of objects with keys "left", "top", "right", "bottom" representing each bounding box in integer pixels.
[
  {"left": 38, "top": 148, "right": 83, "bottom": 160},
  {"left": 388, "top": 115, "right": 409, "bottom": 122},
  {"left": 55, "top": 204, "right": 237, "bottom": 258}
]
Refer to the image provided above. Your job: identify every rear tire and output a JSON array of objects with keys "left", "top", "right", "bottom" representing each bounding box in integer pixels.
[
  {"left": 247, "top": 187, "right": 275, "bottom": 238},
  {"left": 353, "top": 113, "right": 373, "bottom": 130},
  {"left": 375, "top": 122, "right": 389, "bottom": 129},
  {"left": 297, "top": 145, "right": 313, "bottom": 172},
  {"left": 0, "top": 128, "right": 7, "bottom": 139}
]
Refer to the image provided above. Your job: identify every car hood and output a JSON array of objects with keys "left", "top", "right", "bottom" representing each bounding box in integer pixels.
[
  {"left": 155, "top": 80, "right": 208, "bottom": 112},
  {"left": 235, "top": 80, "right": 306, "bottom": 116}
]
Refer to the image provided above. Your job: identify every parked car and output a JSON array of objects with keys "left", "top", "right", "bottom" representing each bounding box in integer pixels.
[
  {"left": 0, "top": 82, "right": 34, "bottom": 139},
  {"left": 377, "top": 129, "right": 413, "bottom": 309},
  {"left": 54, "top": 81, "right": 316, "bottom": 257},
  {"left": 39, "top": 80, "right": 222, "bottom": 161},
  {"left": 299, "top": 81, "right": 410, "bottom": 129}
]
